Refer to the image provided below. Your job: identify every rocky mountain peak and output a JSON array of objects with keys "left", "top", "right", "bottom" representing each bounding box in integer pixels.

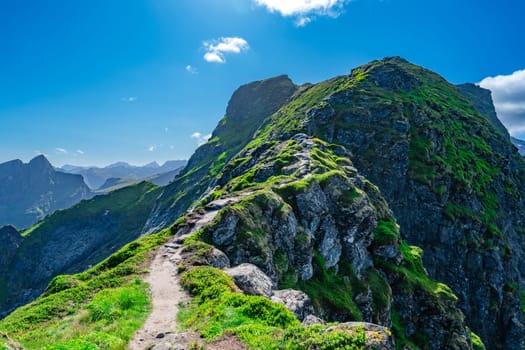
[
  {"left": 28, "top": 154, "right": 53, "bottom": 172},
  {"left": 0, "top": 156, "right": 93, "bottom": 229},
  {"left": 456, "top": 82, "right": 510, "bottom": 139},
  {"left": 212, "top": 74, "right": 297, "bottom": 148},
  {"left": 224, "top": 74, "right": 295, "bottom": 121}
]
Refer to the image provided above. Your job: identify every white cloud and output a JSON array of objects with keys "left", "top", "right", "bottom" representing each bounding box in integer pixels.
[
  {"left": 295, "top": 16, "right": 312, "bottom": 26},
  {"left": 253, "top": 0, "right": 350, "bottom": 25},
  {"left": 148, "top": 145, "right": 157, "bottom": 152},
  {"left": 76, "top": 150, "right": 85, "bottom": 155},
  {"left": 121, "top": 96, "right": 137, "bottom": 102},
  {"left": 185, "top": 65, "right": 198, "bottom": 74},
  {"left": 55, "top": 147, "right": 68, "bottom": 154},
  {"left": 203, "top": 37, "right": 249, "bottom": 64},
  {"left": 191, "top": 132, "right": 212, "bottom": 146},
  {"left": 479, "top": 69, "right": 525, "bottom": 135}
]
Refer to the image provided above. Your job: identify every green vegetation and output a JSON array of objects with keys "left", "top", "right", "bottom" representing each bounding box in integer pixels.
[
  {"left": 179, "top": 266, "right": 368, "bottom": 349},
  {"left": 378, "top": 242, "right": 457, "bottom": 301},
  {"left": 373, "top": 220, "right": 400, "bottom": 246},
  {"left": 177, "top": 240, "right": 216, "bottom": 272},
  {"left": 285, "top": 252, "right": 363, "bottom": 321},
  {"left": 0, "top": 225, "right": 173, "bottom": 349},
  {"left": 210, "top": 151, "right": 228, "bottom": 177},
  {"left": 469, "top": 329, "right": 486, "bottom": 350},
  {"left": 22, "top": 182, "right": 160, "bottom": 241}
]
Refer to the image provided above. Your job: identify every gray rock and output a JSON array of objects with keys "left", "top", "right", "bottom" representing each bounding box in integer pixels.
[
  {"left": 209, "top": 248, "right": 231, "bottom": 269},
  {"left": 212, "top": 215, "right": 239, "bottom": 246},
  {"left": 271, "top": 289, "right": 314, "bottom": 321},
  {"left": 225, "top": 263, "right": 273, "bottom": 297},
  {"left": 302, "top": 314, "right": 325, "bottom": 327}
]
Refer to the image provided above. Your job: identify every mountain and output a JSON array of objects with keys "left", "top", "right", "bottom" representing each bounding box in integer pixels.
[
  {"left": 93, "top": 169, "right": 182, "bottom": 194},
  {"left": 0, "top": 155, "right": 93, "bottom": 229},
  {"left": 0, "top": 181, "right": 161, "bottom": 318},
  {"left": 94, "top": 177, "right": 138, "bottom": 193},
  {"left": 2, "top": 58, "right": 525, "bottom": 349},
  {"left": 143, "top": 74, "right": 298, "bottom": 233},
  {"left": 61, "top": 160, "right": 187, "bottom": 189}
]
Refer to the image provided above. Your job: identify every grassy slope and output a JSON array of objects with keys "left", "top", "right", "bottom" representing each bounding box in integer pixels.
[
  {"left": 0, "top": 225, "right": 173, "bottom": 349},
  {"left": 0, "top": 182, "right": 161, "bottom": 329}
]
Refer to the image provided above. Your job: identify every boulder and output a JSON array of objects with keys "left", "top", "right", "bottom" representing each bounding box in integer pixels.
[
  {"left": 271, "top": 289, "right": 314, "bottom": 321},
  {"left": 302, "top": 314, "right": 325, "bottom": 327},
  {"left": 225, "top": 263, "right": 273, "bottom": 297},
  {"left": 209, "top": 248, "right": 231, "bottom": 269}
]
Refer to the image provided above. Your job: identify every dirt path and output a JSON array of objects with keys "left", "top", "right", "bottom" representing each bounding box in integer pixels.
[
  {"left": 128, "top": 193, "right": 252, "bottom": 350},
  {"left": 127, "top": 242, "right": 187, "bottom": 349}
]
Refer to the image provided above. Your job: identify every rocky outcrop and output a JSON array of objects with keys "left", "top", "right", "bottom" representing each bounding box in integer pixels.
[
  {"left": 456, "top": 83, "right": 510, "bottom": 139},
  {"left": 290, "top": 57, "right": 525, "bottom": 349},
  {"left": 192, "top": 130, "right": 476, "bottom": 348},
  {"left": 271, "top": 289, "right": 314, "bottom": 321},
  {"left": 0, "top": 155, "right": 93, "bottom": 229},
  {"left": 225, "top": 263, "right": 274, "bottom": 298}
]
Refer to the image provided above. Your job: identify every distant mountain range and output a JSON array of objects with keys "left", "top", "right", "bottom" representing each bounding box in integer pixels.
[
  {"left": 60, "top": 160, "right": 187, "bottom": 189},
  {"left": 0, "top": 156, "right": 187, "bottom": 230},
  {"left": 0, "top": 155, "right": 92, "bottom": 229}
]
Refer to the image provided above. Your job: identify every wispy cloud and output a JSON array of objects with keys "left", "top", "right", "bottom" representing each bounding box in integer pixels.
[
  {"left": 253, "top": 0, "right": 351, "bottom": 26},
  {"left": 479, "top": 69, "right": 525, "bottom": 135},
  {"left": 121, "top": 96, "right": 137, "bottom": 102},
  {"left": 148, "top": 145, "right": 157, "bottom": 152},
  {"left": 191, "top": 132, "right": 212, "bottom": 146},
  {"left": 76, "top": 150, "right": 85, "bottom": 155},
  {"left": 186, "top": 65, "right": 198, "bottom": 74},
  {"left": 55, "top": 147, "right": 68, "bottom": 154},
  {"left": 203, "top": 37, "right": 249, "bottom": 64}
]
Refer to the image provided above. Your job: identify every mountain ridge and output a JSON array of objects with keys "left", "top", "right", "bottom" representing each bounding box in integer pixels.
[
  {"left": 60, "top": 160, "right": 187, "bottom": 189},
  {"left": 1, "top": 57, "right": 524, "bottom": 349}
]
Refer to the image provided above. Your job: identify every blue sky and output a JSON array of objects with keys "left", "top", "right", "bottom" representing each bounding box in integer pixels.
[{"left": 1, "top": 0, "right": 525, "bottom": 166}]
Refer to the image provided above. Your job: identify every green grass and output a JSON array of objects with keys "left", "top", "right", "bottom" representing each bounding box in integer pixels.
[
  {"left": 0, "top": 224, "right": 175, "bottom": 349},
  {"left": 469, "top": 329, "right": 486, "bottom": 350},
  {"left": 374, "top": 242, "right": 457, "bottom": 302},
  {"left": 373, "top": 220, "right": 400, "bottom": 246},
  {"left": 178, "top": 266, "right": 368, "bottom": 349},
  {"left": 285, "top": 252, "right": 363, "bottom": 321}
]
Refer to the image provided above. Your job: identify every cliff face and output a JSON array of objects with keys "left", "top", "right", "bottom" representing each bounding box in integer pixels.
[
  {"left": 191, "top": 133, "right": 473, "bottom": 349},
  {"left": 0, "top": 155, "right": 93, "bottom": 229},
  {"left": 278, "top": 57, "right": 524, "bottom": 349}
]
